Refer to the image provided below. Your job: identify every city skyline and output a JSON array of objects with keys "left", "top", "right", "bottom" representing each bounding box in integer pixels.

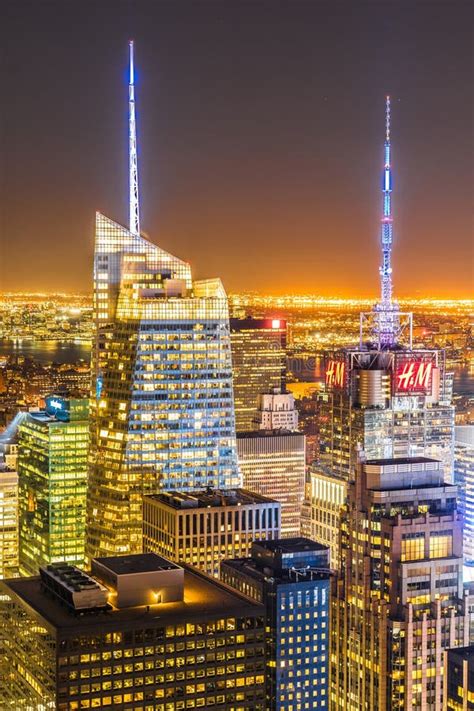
[{"left": 2, "top": 1, "right": 473, "bottom": 297}]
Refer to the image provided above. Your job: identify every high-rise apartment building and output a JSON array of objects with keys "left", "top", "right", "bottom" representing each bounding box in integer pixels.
[
  {"left": 230, "top": 317, "right": 287, "bottom": 432},
  {"left": 0, "top": 464, "right": 18, "bottom": 579},
  {"left": 222, "top": 538, "right": 331, "bottom": 710},
  {"left": 237, "top": 431, "right": 305, "bottom": 537},
  {"left": 254, "top": 390, "right": 299, "bottom": 431},
  {"left": 0, "top": 553, "right": 266, "bottom": 710},
  {"left": 143, "top": 488, "right": 280, "bottom": 577},
  {"left": 18, "top": 396, "right": 89, "bottom": 576},
  {"left": 86, "top": 44, "right": 240, "bottom": 560},
  {"left": 454, "top": 426, "right": 474, "bottom": 563},
  {"left": 444, "top": 645, "right": 474, "bottom": 710},
  {"left": 332, "top": 457, "right": 472, "bottom": 711}
]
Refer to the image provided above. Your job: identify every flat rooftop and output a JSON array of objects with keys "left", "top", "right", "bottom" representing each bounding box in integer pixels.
[
  {"left": 145, "top": 488, "right": 278, "bottom": 510},
  {"left": 94, "top": 553, "right": 181, "bottom": 575},
  {"left": 3, "top": 566, "right": 263, "bottom": 633},
  {"left": 254, "top": 537, "right": 328, "bottom": 555},
  {"left": 364, "top": 456, "right": 440, "bottom": 466},
  {"left": 237, "top": 430, "right": 303, "bottom": 439}
]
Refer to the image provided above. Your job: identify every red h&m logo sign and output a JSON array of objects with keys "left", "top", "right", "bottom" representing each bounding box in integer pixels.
[
  {"left": 325, "top": 360, "right": 346, "bottom": 389},
  {"left": 394, "top": 355, "right": 435, "bottom": 395}
]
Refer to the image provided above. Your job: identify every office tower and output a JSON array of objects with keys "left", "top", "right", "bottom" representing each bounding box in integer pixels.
[
  {"left": 0, "top": 553, "right": 266, "bottom": 710},
  {"left": 0, "top": 464, "right": 18, "bottom": 578},
  {"left": 237, "top": 431, "right": 305, "bottom": 537},
  {"left": 332, "top": 457, "right": 472, "bottom": 711},
  {"left": 230, "top": 317, "right": 287, "bottom": 432},
  {"left": 221, "top": 538, "right": 331, "bottom": 710},
  {"left": 454, "top": 426, "right": 474, "bottom": 563},
  {"left": 305, "top": 464, "right": 346, "bottom": 569},
  {"left": 309, "top": 98, "right": 455, "bottom": 572},
  {"left": 143, "top": 488, "right": 280, "bottom": 577},
  {"left": 254, "top": 390, "right": 299, "bottom": 431},
  {"left": 86, "top": 43, "right": 240, "bottom": 560},
  {"left": 444, "top": 646, "right": 474, "bottom": 710},
  {"left": 18, "top": 396, "right": 89, "bottom": 576},
  {"left": 319, "top": 98, "right": 454, "bottom": 483}
]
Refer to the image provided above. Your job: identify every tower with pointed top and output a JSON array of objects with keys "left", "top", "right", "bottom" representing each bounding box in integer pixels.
[
  {"left": 373, "top": 95, "right": 399, "bottom": 346},
  {"left": 86, "top": 43, "right": 240, "bottom": 561}
]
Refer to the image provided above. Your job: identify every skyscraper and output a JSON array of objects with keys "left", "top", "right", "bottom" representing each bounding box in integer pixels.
[
  {"left": 18, "top": 396, "right": 89, "bottom": 576},
  {"left": 0, "top": 464, "right": 18, "bottom": 579},
  {"left": 305, "top": 97, "right": 455, "bottom": 558},
  {"left": 221, "top": 538, "right": 331, "bottom": 710},
  {"left": 0, "top": 553, "right": 266, "bottom": 710},
  {"left": 319, "top": 98, "right": 454, "bottom": 482},
  {"left": 444, "top": 646, "right": 474, "bottom": 709},
  {"left": 237, "top": 431, "right": 306, "bottom": 537},
  {"left": 332, "top": 457, "right": 471, "bottom": 710},
  {"left": 454, "top": 425, "right": 474, "bottom": 563},
  {"left": 230, "top": 317, "right": 287, "bottom": 432},
  {"left": 86, "top": 43, "right": 240, "bottom": 560}
]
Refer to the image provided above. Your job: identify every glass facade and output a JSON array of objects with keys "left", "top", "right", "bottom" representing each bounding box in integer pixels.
[
  {"left": 0, "top": 468, "right": 19, "bottom": 579},
  {"left": 230, "top": 318, "right": 286, "bottom": 432},
  {"left": 237, "top": 432, "right": 305, "bottom": 538},
  {"left": 18, "top": 398, "right": 89, "bottom": 576},
  {"left": 319, "top": 348, "right": 455, "bottom": 483},
  {"left": 87, "top": 214, "right": 240, "bottom": 560}
]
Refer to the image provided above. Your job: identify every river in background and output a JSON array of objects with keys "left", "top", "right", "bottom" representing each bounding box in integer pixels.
[
  {"left": 0, "top": 338, "right": 472, "bottom": 395},
  {"left": 0, "top": 339, "right": 91, "bottom": 364}
]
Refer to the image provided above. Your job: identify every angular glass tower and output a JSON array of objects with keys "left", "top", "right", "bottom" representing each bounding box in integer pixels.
[
  {"left": 86, "top": 45, "right": 240, "bottom": 559},
  {"left": 86, "top": 213, "right": 240, "bottom": 559}
]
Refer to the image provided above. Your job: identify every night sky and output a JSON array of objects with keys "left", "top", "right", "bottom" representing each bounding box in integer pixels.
[{"left": 2, "top": 1, "right": 473, "bottom": 297}]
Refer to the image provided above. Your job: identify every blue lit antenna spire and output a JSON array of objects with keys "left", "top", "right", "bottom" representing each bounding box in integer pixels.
[
  {"left": 128, "top": 40, "right": 140, "bottom": 236},
  {"left": 374, "top": 95, "right": 399, "bottom": 345}
]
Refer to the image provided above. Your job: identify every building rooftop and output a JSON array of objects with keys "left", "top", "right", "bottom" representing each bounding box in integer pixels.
[
  {"left": 237, "top": 430, "right": 304, "bottom": 439},
  {"left": 364, "top": 456, "right": 440, "bottom": 466},
  {"left": 3, "top": 566, "right": 263, "bottom": 632},
  {"left": 145, "top": 488, "right": 278, "bottom": 510},
  {"left": 93, "top": 553, "right": 180, "bottom": 575},
  {"left": 446, "top": 645, "right": 474, "bottom": 662},
  {"left": 253, "top": 537, "right": 328, "bottom": 555}
]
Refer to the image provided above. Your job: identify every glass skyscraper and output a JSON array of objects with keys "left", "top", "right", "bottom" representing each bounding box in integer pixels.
[
  {"left": 86, "top": 213, "right": 240, "bottom": 560},
  {"left": 18, "top": 396, "right": 89, "bottom": 576}
]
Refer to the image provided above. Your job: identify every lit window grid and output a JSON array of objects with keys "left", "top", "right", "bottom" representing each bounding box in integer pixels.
[
  {"left": 230, "top": 327, "right": 286, "bottom": 432},
  {"left": 18, "top": 412, "right": 89, "bottom": 576},
  {"left": 0, "top": 470, "right": 19, "bottom": 579},
  {"left": 87, "top": 216, "right": 241, "bottom": 560},
  {"left": 237, "top": 435, "right": 305, "bottom": 538},
  {"left": 0, "top": 584, "right": 266, "bottom": 711},
  {"left": 143, "top": 498, "right": 280, "bottom": 577}
]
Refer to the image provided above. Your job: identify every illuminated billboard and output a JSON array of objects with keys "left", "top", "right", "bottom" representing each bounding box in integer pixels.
[
  {"left": 393, "top": 353, "right": 437, "bottom": 396},
  {"left": 325, "top": 358, "right": 347, "bottom": 390}
]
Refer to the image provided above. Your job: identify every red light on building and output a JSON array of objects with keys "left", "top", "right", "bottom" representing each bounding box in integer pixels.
[
  {"left": 325, "top": 359, "right": 346, "bottom": 389},
  {"left": 271, "top": 319, "right": 281, "bottom": 329},
  {"left": 394, "top": 354, "right": 436, "bottom": 395}
]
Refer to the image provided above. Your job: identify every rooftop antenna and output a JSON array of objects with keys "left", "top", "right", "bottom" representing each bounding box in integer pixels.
[
  {"left": 373, "top": 95, "right": 398, "bottom": 345},
  {"left": 128, "top": 40, "right": 140, "bottom": 236}
]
